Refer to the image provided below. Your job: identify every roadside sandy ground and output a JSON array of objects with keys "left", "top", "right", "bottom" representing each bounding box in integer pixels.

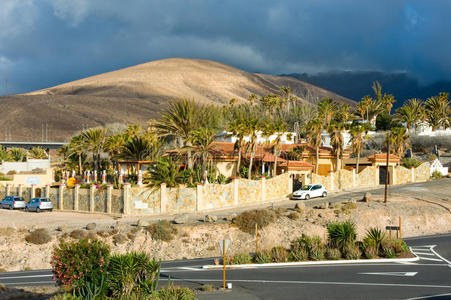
[{"left": 0, "top": 185, "right": 450, "bottom": 272}]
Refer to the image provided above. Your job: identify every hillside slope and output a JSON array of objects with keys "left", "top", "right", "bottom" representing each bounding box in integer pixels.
[{"left": 1, "top": 58, "right": 355, "bottom": 141}]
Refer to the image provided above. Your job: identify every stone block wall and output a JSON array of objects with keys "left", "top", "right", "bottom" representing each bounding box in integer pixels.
[
  {"left": 166, "top": 187, "right": 197, "bottom": 214},
  {"left": 415, "top": 162, "right": 431, "bottom": 182},
  {"left": 396, "top": 166, "right": 412, "bottom": 185},
  {"left": 202, "top": 183, "right": 234, "bottom": 210},
  {"left": 357, "top": 166, "right": 377, "bottom": 187}
]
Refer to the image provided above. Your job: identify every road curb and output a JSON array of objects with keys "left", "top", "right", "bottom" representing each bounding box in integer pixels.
[{"left": 202, "top": 248, "right": 419, "bottom": 269}]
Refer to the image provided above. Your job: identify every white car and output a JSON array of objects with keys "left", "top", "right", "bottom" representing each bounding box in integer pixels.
[{"left": 292, "top": 184, "right": 327, "bottom": 200}]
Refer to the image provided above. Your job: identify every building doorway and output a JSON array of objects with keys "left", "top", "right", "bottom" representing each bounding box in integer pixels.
[
  {"left": 35, "top": 188, "right": 42, "bottom": 197},
  {"left": 379, "top": 166, "right": 392, "bottom": 185}
]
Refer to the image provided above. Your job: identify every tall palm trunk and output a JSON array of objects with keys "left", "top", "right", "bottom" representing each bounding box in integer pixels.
[
  {"left": 356, "top": 151, "right": 360, "bottom": 174},
  {"left": 236, "top": 146, "right": 242, "bottom": 177},
  {"left": 273, "top": 149, "right": 279, "bottom": 177},
  {"left": 202, "top": 152, "right": 208, "bottom": 182},
  {"left": 248, "top": 146, "right": 256, "bottom": 179},
  {"left": 315, "top": 146, "right": 319, "bottom": 174},
  {"left": 78, "top": 154, "right": 83, "bottom": 175}
]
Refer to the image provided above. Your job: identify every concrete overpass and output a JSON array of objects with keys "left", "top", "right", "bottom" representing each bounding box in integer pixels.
[{"left": 0, "top": 141, "right": 67, "bottom": 150}]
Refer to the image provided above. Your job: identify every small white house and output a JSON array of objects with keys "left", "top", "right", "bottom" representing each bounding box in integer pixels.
[{"left": 430, "top": 159, "right": 449, "bottom": 176}]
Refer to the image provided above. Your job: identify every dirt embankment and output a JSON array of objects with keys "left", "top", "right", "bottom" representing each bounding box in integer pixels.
[{"left": 0, "top": 194, "right": 450, "bottom": 272}]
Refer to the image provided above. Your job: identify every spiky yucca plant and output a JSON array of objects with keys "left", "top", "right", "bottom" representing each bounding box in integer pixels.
[{"left": 327, "top": 220, "right": 357, "bottom": 250}]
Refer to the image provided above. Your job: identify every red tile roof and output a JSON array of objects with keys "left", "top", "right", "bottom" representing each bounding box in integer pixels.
[{"left": 367, "top": 153, "right": 400, "bottom": 161}]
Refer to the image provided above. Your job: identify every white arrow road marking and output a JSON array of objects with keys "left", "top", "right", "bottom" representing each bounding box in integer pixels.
[
  {"left": 359, "top": 272, "right": 418, "bottom": 277},
  {"left": 413, "top": 252, "right": 435, "bottom": 256},
  {"left": 417, "top": 257, "right": 443, "bottom": 262}
]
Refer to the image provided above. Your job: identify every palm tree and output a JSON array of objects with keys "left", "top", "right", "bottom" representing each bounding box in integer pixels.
[
  {"left": 80, "top": 128, "right": 107, "bottom": 171},
  {"left": 425, "top": 93, "right": 450, "bottom": 131},
  {"left": 248, "top": 93, "right": 258, "bottom": 106},
  {"left": 356, "top": 96, "right": 371, "bottom": 122},
  {"left": 28, "top": 147, "right": 48, "bottom": 159},
  {"left": 152, "top": 98, "right": 201, "bottom": 169},
  {"left": 328, "top": 121, "right": 346, "bottom": 171},
  {"left": 366, "top": 97, "right": 383, "bottom": 122},
  {"left": 349, "top": 123, "right": 371, "bottom": 173},
  {"left": 263, "top": 120, "right": 287, "bottom": 176},
  {"left": 227, "top": 119, "right": 246, "bottom": 177},
  {"left": 146, "top": 157, "right": 183, "bottom": 189},
  {"left": 120, "top": 135, "right": 158, "bottom": 161},
  {"left": 68, "top": 135, "right": 87, "bottom": 175},
  {"left": 243, "top": 118, "right": 261, "bottom": 179},
  {"left": 306, "top": 119, "right": 323, "bottom": 174},
  {"left": 105, "top": 134, "right": 126, "bottom": 171},
  {"left": 382, "top": 94, "right": 396, "bottom": 114},
  {"left": 395, "top": 98, "right": 425, "bottom": 132},
  {"left": 188, "top": 127, "right": 217, "bottom": 182},
  {"left": 388, "top": 126, "right": 409, "bottom": 156},
  {"left": 280, "top": 86, "right": 292, "bottom": 111},
  {"left": 317, "top": 98, "right": 337, "bottom": 127}
]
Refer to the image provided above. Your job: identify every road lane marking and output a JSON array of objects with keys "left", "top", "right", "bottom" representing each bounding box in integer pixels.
[
  {"left": 168, "top": 278, "right": 451, "bottom": 289},
  {"left": 413, "top": 252, "right": 435, "bottom": 256},
  {"left": 430, "top": 246, "right": 451, "bottom": 265},
  {"left": 407, "top": 292, "right": 451, "bottom": 300},
  {"left": 0, "top": 274, "right": 52, "bottom": 280},
  {"left": 358, "top": 272, "right": 417, "bottom": 277},
  {"left": 417, "top": 257, "right": 443, "bottom": 262}
]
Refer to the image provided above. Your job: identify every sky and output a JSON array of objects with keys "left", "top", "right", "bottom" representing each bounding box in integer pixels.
[{"left": 1, "top": 0, "right": 451, "bottom": 95}]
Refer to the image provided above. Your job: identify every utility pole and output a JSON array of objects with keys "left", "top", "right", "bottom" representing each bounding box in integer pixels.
[{"left": 384, "top": 132, "right": 390, "bottom": 203}]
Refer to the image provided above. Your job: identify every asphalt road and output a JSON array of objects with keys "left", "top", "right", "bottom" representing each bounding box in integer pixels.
[{"left": 1, "top": 234, "right": 450, "bottom": 300}]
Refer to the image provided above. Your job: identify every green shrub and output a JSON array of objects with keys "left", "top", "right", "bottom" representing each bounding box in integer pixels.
[
  {"left": 148, "top": 220, "right": 177, "bottom": 242},
  {"left": 325, "top": 247, "right": 341, "bottom": 260},
  {"left": 0, "top": 176, "right": 11, "bottom": 181},
  {"left": 108, "top": 252, "right": 161, "bottom": 297},
  {"left": 270, "top": 246, "right": 289, "bottom": 263},
  {"left": 309, "top": 236, "right": 325, "bottom": 261},
  {"left": 232, "top": 209, "right": 276, "bottom": 234},
  {"left": 289, "top": 247, "right": 309, "bottom": 262},
  {"left": 401, "top": 158, "right": 422, "bottom": 169},
  {"left": 431, "top": 170, "right": 443, "bottom": 180},
  {"left": 201, "top": 284, "right": 215, "bottom": 292},
  {"left": 216, "top": 174, "right": 227, "bottom": 184},
  {"left": 342, "top": 244, "right": 361, "bottom": 260},
  {"left": 254, "top": 250, "right": 273, "bottom": 264},
  {"left": 327, "top": 221, "right": 357, "bottom": 250},
  {"left": 154, "top": 286, "right": 196, "bottom": 300},
  {"left": 7, "top": 170, "right": 16, "bottom": 175},
  {"left": 231, "top": 253, "right": 253, "bottom": 265},
  {"left": 363, "top": 227, "right": 386, "bottom": 252},
  {"left": 381, "top": 239, "right": 404, "bottom": 257},
  {"left": 364, "top": 246, "right": 378, "bottom": 259},
  {"left": 52, "top": 238, "right": 110, "bottom": 292},
  {"left": 25, "top": 228, "right": 52, "bottom": 245},
  {"left": 289, "top": 234, "right": 313, "bottom": 261}
]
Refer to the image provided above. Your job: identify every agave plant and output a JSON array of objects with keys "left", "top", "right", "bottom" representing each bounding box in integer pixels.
[
  {"left": 363, "top": 227, "right": 386, "bottom": 251},
  {"left": 327, "top": 220, "right": 357, "bottom": 250},
  {"left": 28, "top": 147, "right": 48, "bottom": 159},
  {"left": 7, "top": 147, "right": 27, "bottom": 162},
  {"left": 108, "top": 252, "right": 161, "bottom": 297},
  {"left": 0, "top": 146, "right": 8, "bottom": 161},
  {"left": 145, "top": 156, "right": 183, "bottom": 189}
]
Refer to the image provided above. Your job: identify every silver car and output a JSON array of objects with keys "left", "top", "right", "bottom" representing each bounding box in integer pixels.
[
  {"left": 1, "top": 196, "right": 26, "bottom": 210},
  {"left": 25, "top": 197, "right": 53, "bottom": 213}
]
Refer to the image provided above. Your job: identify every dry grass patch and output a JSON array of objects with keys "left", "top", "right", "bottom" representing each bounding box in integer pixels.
[
  {"left": 147, "top": 220, "right": 178, "bottom": 242},
  {"left": 288, "top": 212, "right": 300, "bottom": 220},
  {"left": 69, "top": 229, "right": 87, "bottom": 240},
  {"left": 25, "top": 229, "right": 52, "bottom": 245},
  {"left": 232, "top": 209, "right": 276, "bottom": 234}
]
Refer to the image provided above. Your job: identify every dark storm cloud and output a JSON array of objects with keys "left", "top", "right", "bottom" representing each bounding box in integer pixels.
[{"left": 1, "top": 0, "right": 451, "bottom": 95}]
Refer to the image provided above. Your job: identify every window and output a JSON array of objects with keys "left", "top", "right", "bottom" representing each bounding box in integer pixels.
[{"left": 41, "top": 198, "right": 50, "bottom": 202}]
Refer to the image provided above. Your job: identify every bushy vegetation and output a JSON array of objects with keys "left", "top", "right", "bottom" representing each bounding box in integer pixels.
[
  {"left": 147, "top": 220, "right": 178, "bottom": 241},
  {"left": 401, "top": 158, "right": 422, "bottom": 169},
  {"left": 51, "top": 239, "right": 197, "bottom": 299},
  {"left": 25, "top": 228, "right": 52, "bottom": 245},
  {"left": 327, "top": 220, "right": 357, "bottom": 250},
  {"left": 431, "top": 170, "right": 443, "bottom": 180},
  {"left": 232, "top": 209, "right": 277, "bottom": 234}
]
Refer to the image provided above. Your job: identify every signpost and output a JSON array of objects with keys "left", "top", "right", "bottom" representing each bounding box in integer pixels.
[
  {"left": 219, "top": 239, "right": 230, "bottom": 289},
  {"left": 386, "top": 217, "right": 402, "bottom": 239}
]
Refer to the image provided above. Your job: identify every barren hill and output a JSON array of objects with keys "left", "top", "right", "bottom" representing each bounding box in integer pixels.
[{"left": 0, "top": 58, "right": 355, "bottom": 141}]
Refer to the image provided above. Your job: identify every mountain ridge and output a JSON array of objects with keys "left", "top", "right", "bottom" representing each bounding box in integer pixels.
[{"left": 1, "top": 58, "right": 355, "bottom": 141}]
